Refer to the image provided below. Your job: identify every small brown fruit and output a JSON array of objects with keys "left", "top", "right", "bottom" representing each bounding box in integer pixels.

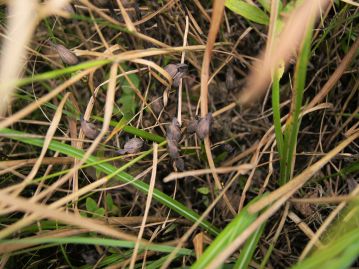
[
  {"left": 166, "top": 118, "right": 181, "bottom": 142},
  {"left": 187, "top": 117, "right": 199, "bottom": 134},
  {"left": 164, "top": 63, "right": 188, "bottom": 87},
  {"left": 196, "top": 113, "right": 213, "bottom": 139},
  {"left": 62, "top": 4, "right": 75, "bottom": 14},
  {"left": 167, "top": 140, "right": 179, "bottom": 159},
  {"left": 225, "top": 66, "right": 237, "bottom": 90},
  {"left": 80, "top": 116, "right": 99, "bottom": 139},
  {"left": 151, "top": 96, "right": 163, "bottom": 114},
  {"left": 174, "top": 158, "right": 184, "bottom": 171},
  {"left": 48, "top": 41, "right": 79, "bottom": 65},
  {"left": 118, "top": 138, "right": 143, "bottom": 154}
]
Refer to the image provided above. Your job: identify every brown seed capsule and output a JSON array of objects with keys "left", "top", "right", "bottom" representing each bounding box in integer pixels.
[
  {"left": 62, "top": 4, "right": 75, "bottom": 14},
  {"left": 92, "top": 0, "right": 108, "bottom": 7},
  {"left": 166, "top": 118, "right": 181, "bottom": 142},
  {"left": 164, "top": 63, "right": 188, "bottom": 87},
  {"left": 151, "top": 96, "right": 163, "bottom": 114},
  {"left": 163, "top": 89, "right": 169, "bottom": 108},
  {"left": 225, "top": 66, "right": 237, "bottom": 90},
  {"left": 80, "top": 116, "right": 99, "bottom": 139},
  {"left": 48, "top": 41, "right": 79, "bottom": 65},
  {"left": 118, "top": 138, "right": 143, "bottom": 154},
  {"left": 174, "top": 158, "right": 184, "bottom": 171},
  {"left": 167, "top": 140, "right": 179, "bottom": 159},
  {"left": 164, "top": 64, "right": 178, "bottom": 78},
  {"left": 196, "top": 113, "right": 213, "bottom": 139}
]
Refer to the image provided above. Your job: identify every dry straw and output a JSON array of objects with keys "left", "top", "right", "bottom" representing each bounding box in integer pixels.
[
  {"left": 0, "top": 0, "right": 72, "bottom": 116},
  {"left": 238, "top": 0, "right": 330, "bottom": 106},
  {"left": 0, "top": 0, "right": 38, "bottom": 116}
]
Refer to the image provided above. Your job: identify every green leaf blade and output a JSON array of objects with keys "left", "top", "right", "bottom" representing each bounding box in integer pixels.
[{"left": 225, "top": 0, "right": 269, "bottom": 25}]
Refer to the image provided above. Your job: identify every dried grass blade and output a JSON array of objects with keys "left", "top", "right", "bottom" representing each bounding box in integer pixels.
[
  {"left": 0, "top": 0, "right": 38, "bottom": 116},
  {"left": 238, "top": 0, "right": 330, "bottom": 106}
]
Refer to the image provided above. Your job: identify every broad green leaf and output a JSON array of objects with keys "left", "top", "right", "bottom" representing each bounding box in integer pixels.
[
  {"left": 119, "top": 94, "right": 137, "bottom": 118},
  {"left": 119, "top": 69, "right": 139, "bottom": 120},
  {"left": 86, "top": 197, "right": 98, "bottom": 213},
  {"left": 257, "top": 0, "right": 270, "bottom": 12},
  {"left": 94, "top": 208, "right": 105, "bottom": 217},
  {"left": 257, "top": 0, "right": 283, "bottom": 13},
  {"left": 106, "top": 194, "right": 114, "bottom": 211},
  {"left": 197, "top": 187, "right": 210, "bottom": 195},
  {"left": 225, "top": 0, "right": 269, "bottom": 25}
]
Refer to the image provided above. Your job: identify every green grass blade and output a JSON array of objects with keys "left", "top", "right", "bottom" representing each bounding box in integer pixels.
[
  {"left": 0, "top": 128, "right": 219, "bottom": 236},
  {"left": 272, "top": 67, "right": 284, "bottom": 161},
  {"left": 292, "top": 198, "right": 359, "bottom": 269},
  {"left": 92, "top": 116, "right": 165, "bottom": 143},
  {"left": 17, "top": 59, "right": 110, "bottom": 87},
  {"left": 290, "top": 229, "right": 359, "bottom": 269},
  {"left": 280, "top": 21, "right": 314, "bottom": 185},
  {"left": 0, "top": 236, "right": 194, "bottom": 256},
  {"left": 234, "top": 220, "right": 266, "bottom": 269},
  {"left": 191, "top": 196, "right": 262, "bottom": 269},
  {"left": 225, "top": 0, "right": 269, "bottom": 25}
]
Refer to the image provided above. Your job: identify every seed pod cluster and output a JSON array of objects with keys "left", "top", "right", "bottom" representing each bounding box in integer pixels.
[
  {"left": 166, "top": 118, "right": 184, "bottom": 170},
  {"left": 48, "top": 41, "right": 79, "bottom": 65},
  {"left": 187, "top": 113, "right": 213, "bottom": 139},
  {"left": 164, "top": 63, "right": 188, "bottom": 87},
  {"left": 117, "top": 138, "right": 143, "bottom": 155}
]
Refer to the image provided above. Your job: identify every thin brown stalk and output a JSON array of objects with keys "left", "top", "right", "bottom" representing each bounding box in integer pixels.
[
  {"left": 288, "top": 211, "right": 322, "bottom": 247},
  {"left": 0, "top": 0, "right": 38, "bottom": 116},
  {"left": 0, "top": 157, "right": 74, "bottom": 168},
  {"left": 116, "top": 0, "right": 136, "bottom": 32},
  {"left": 0, "top": 190, "right": 139, "bottom": 242},
  {"left": 248, "top": 131, "right": 359, "bottom": 214},
  {"left": 163, "top": 164, "right": 253, "bottom": 182},
  {"left": 129, "top": 144, "right": 158, "bottom": 269},
  {"left": 205, "top": 131, "right": 358, "bottom": 268},
  {"left": 299, "top": 185, "right": 359, "bottom": 260},
  {"left": 199, "top": 0, "right": 236, "bottom": 215},
  {"left": 306, "top": 37, "right": 359, "bottom": 110},
  {"left": 0, "top": 68, "right": 95, "bottom": 129},
  {"left": 177, "top": 15, "right": 189, "bottom": 125},
  {"left": 290, "top": 195, "right": 359, "bottom": 204}
]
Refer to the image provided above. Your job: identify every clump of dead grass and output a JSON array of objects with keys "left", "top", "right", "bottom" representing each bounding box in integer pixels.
[{"left": 0, "top": 0, "right": 358, "bottom": 268}]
